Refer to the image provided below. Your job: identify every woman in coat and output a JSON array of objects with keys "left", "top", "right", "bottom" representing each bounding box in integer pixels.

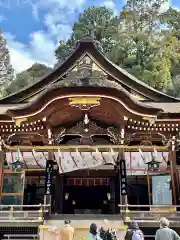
[{"left": 88, "top": 223, "right": 102, "bottom": 240}]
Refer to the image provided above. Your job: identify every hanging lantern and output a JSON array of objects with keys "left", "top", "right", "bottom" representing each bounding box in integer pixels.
[
  {"left": 107, "top": 192, "right": 111, "bottom": 200},
  {"left": 65, "top": 193, "right": 69, "bottom": 200},
  {"left": 146, "top": 157, "right": 160, "bottom": 171},
  {"left": 140, "top": 147, "right": 161, "bottom": 171},
  {"left": 12, "top": 160, "right": 24, "bottom": 171},
  {"left": 11, "top": 150, "right": 24, "bottom": 172}
]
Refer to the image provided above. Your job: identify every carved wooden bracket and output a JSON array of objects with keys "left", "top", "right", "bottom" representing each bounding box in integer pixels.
[
  {"left": 127, "top": 131, "right": 168, "bottom": 146},
  {"left": 54, "top": 119, "right": 123, "bottom": 145}
]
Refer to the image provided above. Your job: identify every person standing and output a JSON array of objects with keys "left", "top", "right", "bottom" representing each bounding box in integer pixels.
[
  {"left": 49, "top": 220, "right": 74, "bottom": 240},
  {"left": 125, "top": 221, "right": 144, "bottom": 240},
  {"left": 155, "top": 218, "right": 180, "bottom": 240},
  {"left": 59, "top": 220, "right": 74, "bottom": 240},
  {"left": 99, "top": 219, "right": 117, "bottom": 240},
  {"left": 88, "top": 223, "right": 102, "bottom": 240}
]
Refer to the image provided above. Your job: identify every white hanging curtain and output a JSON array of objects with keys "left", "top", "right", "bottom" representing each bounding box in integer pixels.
[
  {"left": 5, "top": 151, "right": 169, "bottom": 175},
  {"left": 54, "top": 151, "right": 117, "bottom": 174}
]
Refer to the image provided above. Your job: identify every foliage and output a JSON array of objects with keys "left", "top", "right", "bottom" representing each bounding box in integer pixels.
[
  {"left": 55, "top": 7, "right": 119, "bottom": 60},
  {"left": 2, "top": 4, "right": 180, "bottom": 97},
  {"left": 5, "top": 63, "right": 52, "bottom": 95},
  {"left": 55, "top": 4, "right": 180, "bottom": 97},
  {"left": 25, "top": 63, "right": 52, "bottom": 80},
  {"left": 0, "top": 30, "right": 14, "bottom": 97},
  {"left": 160, "top": 7, "right": 180, "bottom": 38}
]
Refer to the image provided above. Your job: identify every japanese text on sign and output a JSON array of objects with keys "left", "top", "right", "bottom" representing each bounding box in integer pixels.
[
  {"left": 120, "top": 159, "right": 127, "bottom": 195},
  {"left": 45, "top": 160, "right": 53, "bottom": 195}
]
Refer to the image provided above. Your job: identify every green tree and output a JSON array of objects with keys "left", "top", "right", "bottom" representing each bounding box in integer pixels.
[
  {"left": 160, "top": 7, "right": 180, "bottom": 39},
  {"left": 26, "top": 63, "right": 51, "bottom": 81},
  {"left": 5, "top": 63, "right": 52, "bottom": 95},
  {"left": 55, "top": 7, "right": 119, "bottom": 60},
  {"left": 115, "top": 0, "right": 179, "bottom": 90},
  {"left": 55, "top": 40, "right": 73, "bottom": 62},
  {"left": 54, "top": 4, "right": 180, "bottom": 95},
  {"left": 160, "top": 8, "right": 180, "bottom": 95},
  {"left": 0, "top": 30, "right": 14, "bottom": 97}
]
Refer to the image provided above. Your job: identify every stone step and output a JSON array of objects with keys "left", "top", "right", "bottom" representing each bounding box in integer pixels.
[
  {"left": 44, "top": 214, "right": 126, "bottom": 229},
  {"left": 45, "top": 219, "right": 126, "bottom": 229},
  {"left": 40, "top": 219, "right": 127, "bottom": 240}
]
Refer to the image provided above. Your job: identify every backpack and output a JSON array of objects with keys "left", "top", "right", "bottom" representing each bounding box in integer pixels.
[
  {"left": 99, "top": 228, "right": 117, "bottom": 240},
  {"left": 132, "top": 230, "right": 144, "bottom": 240},
  {"left": 106, "top": 229, "right": 117, "bottom": 240}
]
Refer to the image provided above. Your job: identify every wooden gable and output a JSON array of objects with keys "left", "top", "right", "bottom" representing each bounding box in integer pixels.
[{"left": 0, "top": 37, "right": 178, "bottom": 104}]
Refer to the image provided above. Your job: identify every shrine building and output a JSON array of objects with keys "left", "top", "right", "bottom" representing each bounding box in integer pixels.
[{"left": 0, "top": 37, "right": 180, "bottom": 223}]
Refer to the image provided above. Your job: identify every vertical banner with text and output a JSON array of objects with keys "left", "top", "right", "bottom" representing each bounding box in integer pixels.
[
  {"left": 120, "top": 159, "right": 127, "bottom": 195},
  {"left": 45, "top": 160, "right": 53, "bottom": 195}
]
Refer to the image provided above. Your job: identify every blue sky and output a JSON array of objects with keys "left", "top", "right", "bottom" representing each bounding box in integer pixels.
[{"left": 0, "top": 0, "right": 179, "bottom": 73}]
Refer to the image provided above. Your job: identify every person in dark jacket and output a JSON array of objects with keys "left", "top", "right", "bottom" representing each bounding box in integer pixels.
[
  {"left": 88, "top": 223, "right": 102, "bottom": 240},
  {"left": 99, "top": 226, "right": 117, "bottom": 240},
  {"left": 125, "top": 221, "right": 144, "bottom": 240}
]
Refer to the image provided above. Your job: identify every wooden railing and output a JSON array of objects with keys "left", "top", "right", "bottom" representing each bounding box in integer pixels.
[
  {"left": 3, "top": 234, "right": 38, "bottom": 240},
  {"left": 0, "top": 205, "right": 50, "bottom": 222},
  {"left": 118, "top": 204, "right": 180, "bottom": 223}
]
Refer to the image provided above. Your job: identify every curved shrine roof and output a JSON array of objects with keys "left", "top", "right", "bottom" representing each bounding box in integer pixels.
[{"left": 0, "top": 37, "right": 179, "bottom": 104}]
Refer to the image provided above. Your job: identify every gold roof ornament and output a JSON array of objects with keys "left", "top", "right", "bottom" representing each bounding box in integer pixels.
[
  {"left": 69, "top": 97, "right": 101, "bottom": 110},
  {"left": 14, "top": 117, "right": 27, "bottom": 127}
]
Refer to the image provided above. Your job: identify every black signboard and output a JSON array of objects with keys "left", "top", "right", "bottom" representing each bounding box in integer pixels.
[
  {"left": 120, "top": 159, "right": 127, "bottom": 195},
  {"left": 45, "top": 160, "right": 53, "bottom": 195}
]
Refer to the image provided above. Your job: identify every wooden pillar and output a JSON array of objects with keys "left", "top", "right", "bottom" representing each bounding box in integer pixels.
[
  {"left": 55, "top": 172, "right": 64, "bottom": 214},
  {"left": 44, "top": 156, "right": 54, "bottom": 208},
  {"left": 115, "top": 163, "right": 120, "bottom": 214},
  {"left": 169, "top": 150, "right": 177, "bottom": 204},
  {"left": 147, "top": 172, "right": 151, "bottom": 205},
  {"left": 44, "top": 126, "right": 54, "bottom": 208},
  {"left": 110, "top": 177, "right": 116, "bottom": 214},
  {"left": 119, "top": 149, "right": 128, "bottom": 205},
  {"left": 117, "top": 147, "right": 128, "bottom": 216}
]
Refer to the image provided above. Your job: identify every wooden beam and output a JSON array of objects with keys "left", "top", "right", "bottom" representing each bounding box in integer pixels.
[{"left": 2, "top": 142, "right": 169, "bottom": 152}]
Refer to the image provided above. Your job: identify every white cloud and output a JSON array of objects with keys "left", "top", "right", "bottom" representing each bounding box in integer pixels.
[
  {"left": 44, "top": 10, "right": 72, "bottom": 41},
  {"left": 102, "top": 0, "right": 118, "bottom": 15},
  {"left": 38, "top": 0, "right": 85, "bottom": 11},
  {"left": 9, "top": 48, "right": 35, "bottom": 73},
  {"left": 5, "top": 33, "right": 37, "bottom": 73},
  {"left": 3, "top": 0, "right": 89, "bottom": 73},
  {"left": 29, "top": 31, "right": 57, "bottom": 64},
  {"left": 103, "top": 0, "right": 116, "bottom": 9},
  {"left": 5, "top": 32, "right": 57, "bottom": 73},
  {"left": 42, "top": 0, "right": 86, "bottom": 41},
  {"left": 4, "top": 0, "right": 86, "bottom": 73},
  {"left": 159, "top": 0, "right": 170, "bottom": 13}
]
